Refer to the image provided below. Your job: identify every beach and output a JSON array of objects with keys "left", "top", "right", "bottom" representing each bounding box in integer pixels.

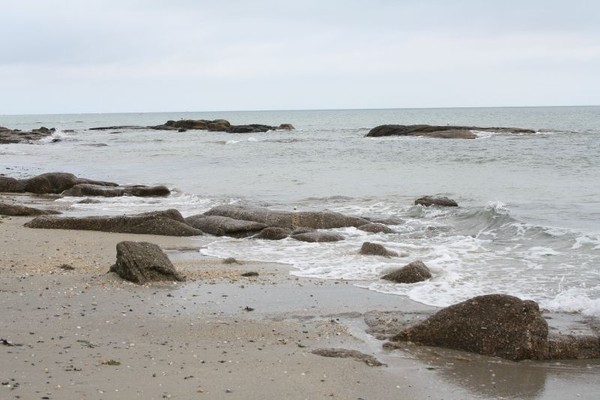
[{"left": 2, "top": 199, "right": 600, "bottom": 399}]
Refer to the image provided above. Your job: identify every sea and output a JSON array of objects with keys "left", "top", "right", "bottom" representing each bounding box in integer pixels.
[{"left": 2, "top": 106, "right": 599, "bottom": 316}]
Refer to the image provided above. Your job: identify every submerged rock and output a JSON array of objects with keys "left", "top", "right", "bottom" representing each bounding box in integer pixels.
[
  {"left": 357, "top": 223, "right": 395, "bottom": 234},
  {"left": 387, "top": 294, "right": 549, "bottom": 361},
  {"left": 185, "top": 215, "right": 267, "bottom": 237},
  {"left": 110, "top": 241, "right": 185, "bottom": 284},
  {"left": 25, "top": 209, "right": 202, "bottom": 236},
  {"left": 253, "top": 227, "right": 292, "bottom": 240},
  {"left": 62, "top": 183, "right": 171, "bottom": 197},
  {"left": 366, "top": 124, "right": 535, "bottom": 139},
  {"left": 204, "top": 204, "right": 369, "bottom": 230},
  {"left": 360, "top": 242, "right": 398, "bottom": 257},
  {"left": 415, "top": 196, "right": 458, "bottom": 207},
  {"left": 382, "top": 260, "right": 432, "bottom": 283},
  {"left": 291, "top": 231, "right": 344, "bottom": 243}
]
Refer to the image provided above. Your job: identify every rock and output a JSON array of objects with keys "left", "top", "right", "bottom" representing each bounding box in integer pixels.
[
  {"left": 228, "top": 124, "right": 275, "bottom": 133},
  {"left": 547, "top": 335, "right": 600, "bottom": 360},
  {"left": 204, "top": 205, "right": 369, "bottom": 230},
  {"left": 150, "top": 119, "right": 294, "bottom": 134},
  {"left": 0, "top": 202, "right": 61, "bottom": 216},
  {"left": 387, "top": 294, "right": 549, "bottom": 361},
  {"left": 185, "top": 215, "right": 267, "bottom": 237},
  {"left": 278, "top": 123, "right": 295, "bottom": 130},
  {"left": 241, "top": 271, "right": 259, "bottom": 277},
  {"left": 291, "top": 231, "right": 344, "bottom": 243},
  {"left": 62, "top": 183, "right": 171, "bottom": 197},
  {"left": 382, "top": 260, "right": 432, "bottom": 283},
  {"left": 365, "top": 124, "right": 536, "bottom": 139},
  {"left": 360, "top": 242, "right": 398, "bottom": 257},
  {"left": 253, "top": 227, "right": 291, "bottom": 240},
  {"left": 311, "top": 348, "right": 385, "bottom": 367},
  {"left": 223, "top": 257, "right": 241, "bottom": 265},
  {"left": 110, "top": 241, "right": 185, "bottom": 284},
  {"left": 1, "top": 172, "right": 118, "bottom": 194},
  {"left": 415, "top": 196, "right": 458, "bottom": 207},
  {"left": 0, "top": 126, "right": 56, "bottom": 144},
  {"left": 358, "top": 223, "right": 394, "bottom": 234},
  {"left": 25, "top": 209, "right": 202, "bottom": 236}
]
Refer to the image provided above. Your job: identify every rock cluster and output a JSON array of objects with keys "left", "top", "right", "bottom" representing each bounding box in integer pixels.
[
  {"left": 0, "top": 126, "right": 56, "bottom": 144},
  {"left": 89, "top": 119, "right": 295, "bottom": 134},
  {"left": 366, "top": 124, "right": 535, "bottom": 139}
]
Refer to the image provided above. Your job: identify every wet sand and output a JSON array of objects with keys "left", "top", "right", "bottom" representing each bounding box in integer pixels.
[{"left": 1, "top": 213, "right": 600, "bottom": 399}]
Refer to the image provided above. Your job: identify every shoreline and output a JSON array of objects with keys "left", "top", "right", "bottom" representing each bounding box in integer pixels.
[{"left": 2, "top": 212, "right": 600, "bottom": 399}]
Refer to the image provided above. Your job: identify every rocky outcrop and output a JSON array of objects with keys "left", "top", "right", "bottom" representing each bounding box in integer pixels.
[
  {"left": 366, "top": 124, "right": 536, "bottom": 139},
  {"left": 185, "top": 215, "right": 267, "bottom": 237},
  {"left": 360, "top": 242, "right": 398, "bottom": 257},
  {"left": 291, "top": 231, "right": 344, "bottom": 243},
  {"left": 62, "top": 183, "right": 170, "bottom": 197},
  {"left": 415, "top": 196, "right": 458, "bottom": 207},
  {"left": 357, "top": 223, "right": 395, "bottom": 234},
  {"left": 147, "top": 119, "right": 295, "bottom": 133},
  {"left": 386, "top": 294, "right": 549, "bottom": 361},
  {"left": 0, "top": 172, "right": 117, "bottom": 194},
  {"left": 0, "top": 126, "right": 56, "bottom": 144},
  {"left": 110, "top": 241, "right": 185, "bottom": 284},
  {"left": 204, "top": 205, "right": 369, "bottom": 230},
  {"left": 25, "top": 209, "right": 202, "bottom": 236},
  {"left": 0, "top": 201, "right": 61, "bottom": 216},
  {"left": 253, "top": 227, "right": 292, "bottom": 240},
  {"left": 382, "top": 260, "right": 432, "bottom": 283}
]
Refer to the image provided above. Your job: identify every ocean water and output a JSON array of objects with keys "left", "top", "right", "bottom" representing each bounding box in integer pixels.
[{"left": 2, "top": 107, "right": 599, "bottom": 316}]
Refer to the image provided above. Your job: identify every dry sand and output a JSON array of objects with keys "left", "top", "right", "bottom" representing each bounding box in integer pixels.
[{"left": 1, "top": 210, "right": 600, "bottom": 399}]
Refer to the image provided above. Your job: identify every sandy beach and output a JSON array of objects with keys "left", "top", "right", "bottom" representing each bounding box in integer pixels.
[{"left": 2, "top": 204, "right": 600, "bottom": 399}]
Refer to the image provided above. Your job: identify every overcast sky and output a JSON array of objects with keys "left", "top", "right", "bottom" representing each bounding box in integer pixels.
[{"left": 1, "top": 0, "right": 598, "bottom": 114}]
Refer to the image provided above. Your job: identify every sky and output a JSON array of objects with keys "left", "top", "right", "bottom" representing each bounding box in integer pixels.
[{"left": 1, "top": 0, "right": 599, "bottom": 114}]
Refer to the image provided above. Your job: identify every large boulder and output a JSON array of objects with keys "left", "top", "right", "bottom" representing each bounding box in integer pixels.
[
  {"left": 0, "top": 201, "right": 61, "bottom": 216},
  {"left": 360, "top": 242, "right": 398, "bottom": 257},
  {"left": 0, "top": 176, "right": 25, "bottom": 192},
  {"left": 204, "top": 205, "right": 369, "bottom": 230},
  {"left": 382, "top": 260, "right": 432, "bottom": 283},
  {"left": 110, "top": 241, "right": 185, "bottom": 284},
  {"left": 388, "top": 294, "right": 549, "bottom": 361},
  {"left": 62, "top": 183, "right": 171, "bottom": 197},
  {"left": 366, "top": 125, "right": 535, "bottom": 139},
  {"left": 25, "top": 209, "right": 202, "bottom": 236},
  {"left": 415, "top": 196, "right": 458, "bottom": 207},
  {"left": 185, "top": 215, "right": 267, "bottom": 237}
]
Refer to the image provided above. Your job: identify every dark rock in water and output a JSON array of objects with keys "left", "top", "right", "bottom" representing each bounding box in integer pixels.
[
  {"left": 204, "top": 204, "right": 369, "bottom": 230},
  {"left": 366, "top": 124, "right": 536, "bottom": 139},
  {"left": 291, "top": 231, "right": 344, "bottom": 243},
  {"left": 253, "top": 227, "right": 291, "bottom": 240},
  {"left": 25, "top": 209, "right": 202, "bottom": 236},
  {"left": 415, "top": 196, "right": 458, "bottom": 207},
  {"left": 387, "top": 294, "right": 549, "bottom": 361},
  {"left": 89, "top": 125, "right": 147, "bottom": 131},
  {"left": 110, "top": 241, "right": 185, "bottom": 284},
  {"left": 62, "top": 183, "right": 171, "bottom": 197},
  {"left": 0, "top": 126, "right": 56, "bottom": 144},
  {"left": 1, "top": 172, "right": 117, "bottom": 195},
  {"left": 358, "top": 223, "right": 394, "bottom": 234},
  {"left": 185, "top": 215, "right": 267, "bottom": 237},
  {"left": 278, "top": 123, "right": 295, "bottom": 130},
  {"left": 360, "top": 242, "right": 398, "bottom": 257},
  {"left": 77, "top": 198, "right": 102, "bottom": 204},
  {"left": 311, "top": 348, "right": 385, "bottom": 367},
  {"left": 241, "top": 271, "right": 259, "bottom": 277},
  {"left": 0, "top": 202, "right": 61, "bottom": 216},
  {"left": 228, "top": 124, "right": 275, "bottom": 133},
  {"left": 150, "top": 119, "right": 295, "bottom": 134},
  {"left": 382, "top": 260, "right": 432, "bottom": 283}
]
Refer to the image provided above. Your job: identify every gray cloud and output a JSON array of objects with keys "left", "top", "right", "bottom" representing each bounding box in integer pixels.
[{"left": 1, "top": 0, "right": 598, "bottom": 113}]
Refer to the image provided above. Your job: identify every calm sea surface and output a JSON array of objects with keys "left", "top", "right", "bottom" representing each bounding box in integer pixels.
[{"left": 2, "top": 106, "right": 599, "bottom": 315}]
